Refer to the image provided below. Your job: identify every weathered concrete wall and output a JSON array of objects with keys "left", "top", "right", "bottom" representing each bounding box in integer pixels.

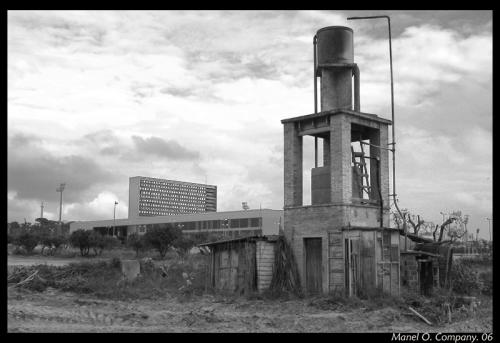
[
  {"left": 256, "top": 241, "right": 275, "bottom": 292},
  {"left": 284, "top": 204, "right": 392, "bottom": 294},
  {"left": 284, "top": 205, "right": 347, "bottom": 293},
  {"left": 348, "top": 205, "right": 390, "bottom": 228},
  {"left": 311, "top": 166, "right": 331, "bottom": 204}
]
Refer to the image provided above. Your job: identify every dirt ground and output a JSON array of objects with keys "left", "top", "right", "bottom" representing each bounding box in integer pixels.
[{"left": 7, "top": 287, "right": 491, "bottom": 333}]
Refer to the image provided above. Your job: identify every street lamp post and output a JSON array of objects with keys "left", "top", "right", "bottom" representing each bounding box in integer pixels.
[{"left": 113, "top": 201, "right": 118, "bottom": 237}]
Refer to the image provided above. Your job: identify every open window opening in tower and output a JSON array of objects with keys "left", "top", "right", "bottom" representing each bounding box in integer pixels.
[{"left": 351, "top": 123, "right": 381, "bottom": 204}]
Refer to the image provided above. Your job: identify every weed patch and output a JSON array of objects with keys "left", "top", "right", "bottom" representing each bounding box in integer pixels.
[{"left": 7, "top": 254, "right": 210, "bottom": 300}]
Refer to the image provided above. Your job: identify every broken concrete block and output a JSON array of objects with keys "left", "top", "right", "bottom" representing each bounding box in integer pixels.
[{"left": 121, "top": 259, "right": 140, "bottom": 281}]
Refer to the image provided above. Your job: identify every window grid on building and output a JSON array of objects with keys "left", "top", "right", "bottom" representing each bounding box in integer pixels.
[{"left": 137, "top": 177, "right": 217, "bottom": 217}]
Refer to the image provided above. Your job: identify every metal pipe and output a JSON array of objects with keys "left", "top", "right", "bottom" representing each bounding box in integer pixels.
[
  {"left": 313, "top": 35, "right": 318, "bottom": 168},
  {"left": 347, "top": 15, "right": 396, "bottom": 203},
  {"left": 360, "top": 141, "right": 393, "bottom": 151},
  {"left": 314, "top": 35, "right": 318, "bottom": 167},
  {"left": 113, "top": 201, "right": 118, "bottom": 237},
  {"left": 376, "top": 157, "right": 383, "bottom": 228},
  {"left": 313, "top": 35, "right": 318, "bottom": 114},
  {"left": 353, "top": 64, "right": 360, "bottom": 111}
]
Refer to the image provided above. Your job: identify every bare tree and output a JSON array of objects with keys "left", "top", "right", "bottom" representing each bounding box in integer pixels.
[{"left": 407, "top": 214, "right": 425, "bottom": 235}]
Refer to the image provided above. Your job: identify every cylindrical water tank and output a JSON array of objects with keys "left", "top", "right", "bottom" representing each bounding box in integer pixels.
[{"left": 316, "top": 26, "right": 353, "bottom": 65}]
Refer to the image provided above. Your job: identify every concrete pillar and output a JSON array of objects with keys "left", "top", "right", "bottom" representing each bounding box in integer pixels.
[
  {"left": 320, "top": 69, "right": 353, "bottom": 112},
  {"left": 284, "top": 122, "right": 303, "bottom": 207},
  {"left": 379, "top": 125, "right": 390, "bottom": 209},
  {"left": 330, "top": 114, "right": 352, "bottom": 203}
]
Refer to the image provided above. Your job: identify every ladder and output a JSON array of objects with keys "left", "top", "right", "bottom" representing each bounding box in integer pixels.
[{"left": 351, "top": 142, "right": 371, "bottom": 198}]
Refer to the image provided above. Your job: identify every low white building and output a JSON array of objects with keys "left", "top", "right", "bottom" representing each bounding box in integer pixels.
[{"left": 69, "top": 209, "right": 283, "bottom": 239}]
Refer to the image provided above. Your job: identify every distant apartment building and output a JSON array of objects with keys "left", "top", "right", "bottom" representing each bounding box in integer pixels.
[{"left": 128, "top": 176, "right": 217, "bottom": 218}]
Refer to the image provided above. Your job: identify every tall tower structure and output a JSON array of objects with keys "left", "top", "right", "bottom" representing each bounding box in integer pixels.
[{"left": 281, "top": 26, "right": 400, "bottom": 296}]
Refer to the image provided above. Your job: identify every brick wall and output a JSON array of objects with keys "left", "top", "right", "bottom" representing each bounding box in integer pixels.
[
  {"left": 283, "top": 122, "right": 302, "bottom": 207},
  {"left": 400, "top": 254, "right": 419, "bottom": 293}
]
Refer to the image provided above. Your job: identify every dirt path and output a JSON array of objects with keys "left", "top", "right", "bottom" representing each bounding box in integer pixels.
[{"left": 7, "top": 288, "right": 491, "bottom": 332}]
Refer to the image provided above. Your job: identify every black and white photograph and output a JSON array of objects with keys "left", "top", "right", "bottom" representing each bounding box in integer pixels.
[{"left": 7, "top": 10, "right": 492, "bottom": 334}]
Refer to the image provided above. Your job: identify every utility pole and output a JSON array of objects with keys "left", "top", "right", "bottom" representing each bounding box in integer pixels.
[
  {"left": 56, "top": 183, "right": 66, "bottom": 232},
  {"left": 40, "top": 201, "right": 44, "bottom": 219}
]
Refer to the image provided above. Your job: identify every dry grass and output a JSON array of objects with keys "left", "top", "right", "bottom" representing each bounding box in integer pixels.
[{"left": 7, "top": 253, "right": 210, "bottom": 300}]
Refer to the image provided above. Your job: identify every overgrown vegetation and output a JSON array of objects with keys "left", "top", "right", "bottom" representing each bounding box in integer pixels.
[
  {"left": 13, "top": 232, "right": 39, "bottom": 254},
  {"left": 269, "top": 236, "right": 303, "bottom": 297},
  {"left": 126, "top": 233, "right": 147, "bottom": 258},
  {"left": 450, "top": 257, "right": 492, "bottom": 296},
  {"left": 8, "top": 254, "right": 210, "bottom": 300},
  {"left": 143, "top": 226, "right": 182, "bottom": 259},
  {"left": 68, "top": 230, "right": 92, "bottom": 256},
  {"left": 39, "top": 233, "right": 67, "bottom": 256},
  {"left": 68, "top": 230, "right": 118, "bottom": 257}
]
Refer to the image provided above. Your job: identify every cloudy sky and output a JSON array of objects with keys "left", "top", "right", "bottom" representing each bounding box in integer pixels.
[{"left": 7, "top": 10, "right": 492, "bottom": 238}]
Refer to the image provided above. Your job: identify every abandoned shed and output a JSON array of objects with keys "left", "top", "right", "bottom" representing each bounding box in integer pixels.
[
  {"left": 416, "top": 242, "right": 454, "bottom": 289},
  {"left": 199, "top": 235, "right": 277, "bottom": 294},
  {"left": 400, "top": 250, "right": 440, "bottom": 296},
  {"left": 399, "top": 232, "right": 454, "bottom": 295}
]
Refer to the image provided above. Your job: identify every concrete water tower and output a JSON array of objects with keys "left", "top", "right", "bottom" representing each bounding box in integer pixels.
[{"left": 281, "top": 26, "right": 400, "bottom": 296}]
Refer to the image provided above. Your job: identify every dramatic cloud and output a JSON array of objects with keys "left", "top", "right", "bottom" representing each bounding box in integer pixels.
[
  {"left": 131, "top": 135, "right": 200, "bottom": 160},
  {"left": 8, "top": 144, "right": 116, "bottom": 204},
  {"left": 7, "top": 10, "right": 492, "bottom": 238}
]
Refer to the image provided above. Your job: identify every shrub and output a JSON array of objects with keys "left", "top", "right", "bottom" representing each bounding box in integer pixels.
[
  {"left": 14, "top": 232, "right": 39, "bottom": 254},
  {"left": 39, "top": 233, "right": 53, "bottom": 255},
  {"left": 89, "top": 231, "right": 119, "bottom": 256},
  {"left": 173, "top": 236, "right": 195, "bottom": 258},
  {"left": 479, "top": 270, "right": 492, "bottom": 296},
  {"left": 143, "top": 226, "right": 181, "bottom": 259},
  {"left": 450, "top": 260, "right": 481, "bottom": 295},
  {"left": 52, "top": 234, "right": 67, "bottom": 251},
  {"left": 69, "top": 229, "right": 92, "bottom": 256},
  {"left": 127, "top": 233, "right": 148, "bottom": 258}
]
